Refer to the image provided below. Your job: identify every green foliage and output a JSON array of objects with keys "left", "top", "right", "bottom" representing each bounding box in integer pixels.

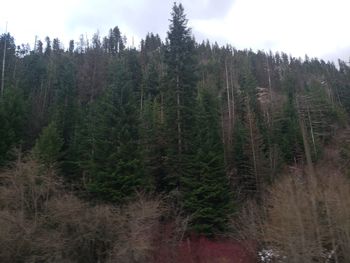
[
  {"left": 102, "top": 26, "right": 125, "bottom": 54},
  {"left": 163, "top": 2, "right": 198, "bottom": 190},
  {"left": 141, "top": 99, "right": 167, "bottom": 192},
  {"left": 274, "top": 99, "right": 303, "bottom": 163},
  {"left": 0, "top": 88, "right": 26, "bottom": 166},
  {"left": 77, "top": 56, "right": 147, "bottom": 203},
  {"left": 1, "top": 3, "right": 350, "bottom": 238},
  {"left": 34, "top": 122, "right": 63, "bottom": 166},
  {"left": 272, "top": 75, "right": 304, "bottom": 164},
  {"left": 183, "top": 89, "right": 233, "bottom": 235}
]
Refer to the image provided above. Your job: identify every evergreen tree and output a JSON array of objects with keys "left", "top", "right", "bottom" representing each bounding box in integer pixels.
[
  {"left": 33, "top": 122, "right": 63, "bottom": 167},
  {"left": 36, "top": 40, "right": 43, "bottom": 54},
  {"left": 68, "top": 40, "right": 75, "bottom": 53},
  {"left": 44, "top": 37, "right": 52, "bottom": 56},
  {"left": 78, "top": 57, "right": 147, "bottom": 203},
  {"left": 164, "top": 2, "right": 197, "bottom": 190},
  {"left": 183, "top": 89, "right": 233, "bottom": 235},
  {"left": 140, "top": 61, "right": 167, "bottom": 192},
  {"left": 274, "top": 74, "right": 304, "bottom": 163},
  {"left": 232, "top": 66, "right": 268, "bottom": 196},
  {"left": 107, "top": 26, "right": 125, "bottom": 55},
  {"left": 51, "top": 54, "right": 79, "bottom": 179},
  {"left": 0, "top": 88, "right": 26, "bottom": 166},
  {"left": 52, "top": 38, "right": 62, "bottom": 54}
]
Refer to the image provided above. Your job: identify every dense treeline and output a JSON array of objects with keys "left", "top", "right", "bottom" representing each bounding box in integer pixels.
[{"left": 0, "top": 2, "right": 350, "bottom": 243}]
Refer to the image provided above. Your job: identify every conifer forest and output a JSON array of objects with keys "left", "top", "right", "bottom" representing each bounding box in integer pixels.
[{"left": 0, "top": 3, "right": 350, "bottom": 263}]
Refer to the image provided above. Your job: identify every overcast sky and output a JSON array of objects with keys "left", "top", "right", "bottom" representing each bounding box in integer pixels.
[{"left": 1, "top": 0, "right": 349, "bottom": 62}]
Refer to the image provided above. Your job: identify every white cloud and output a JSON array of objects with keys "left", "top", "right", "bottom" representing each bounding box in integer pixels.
[
  {"left": 191, "top": 0, "right": 350, "bottom": 60},
  {"left": 0, "top": 0, "right": 80, "bottom": 48},
  {"left": 1, "top": 0, "right": 349, "bottom": 61}
]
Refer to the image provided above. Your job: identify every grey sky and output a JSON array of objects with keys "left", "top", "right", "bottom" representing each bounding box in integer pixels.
[
  {"left": 1, "top": 0, "right": 349, "bottom": 62},
  {"left": 65, "top": 0, "right": 232, "bottom": 44}
]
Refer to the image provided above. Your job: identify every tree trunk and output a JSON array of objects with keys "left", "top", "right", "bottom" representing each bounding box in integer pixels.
[
  {"left": 1, "top": 25, "right": 7, "bottom": 97},
  {"left": 296, "top": 98, "right": 314, "bottom": 176},
  {"left": 140, "top": 84, "right": 144, "bottom": 115},
  {"left": 247, "top": 98, "right": 259, "bottom": 193},
  {"left": 176, "top": 74, "right": 182, "bottom": 155},
  {"left": 307, "top": 104, "right": 317, "bottom": 156},
  {"left": 225, "top": 60, "right": 232, "bottom": 141},
  {"left": 160, "top": 92, "right": 164, "bottom": 124},
  {"left": 229, "top": 63, "right": 235, "bottom": 130}
]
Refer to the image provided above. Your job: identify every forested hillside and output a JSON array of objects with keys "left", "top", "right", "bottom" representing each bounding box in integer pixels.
[{"left": 0, "top": 3, "right": 350, "bottom": 262}]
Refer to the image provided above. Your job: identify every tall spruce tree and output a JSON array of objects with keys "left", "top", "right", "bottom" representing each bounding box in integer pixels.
[
  {"left": 78, "top": 56, "right": 147, "bottom": 203},
  {"left": 183, "top": 89, "right": 233, "bottom": 235},
  {"left": 164, "top": 2, "right": 197, "bottom": 190}
]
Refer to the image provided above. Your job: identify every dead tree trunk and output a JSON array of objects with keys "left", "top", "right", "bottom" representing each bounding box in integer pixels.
[{"left": 1, "top": 23, "right": 7, "bottom": 97}]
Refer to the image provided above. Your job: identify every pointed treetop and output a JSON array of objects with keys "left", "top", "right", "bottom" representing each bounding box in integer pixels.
[{"left": 167, "top": 2, "right": 191, "bottom": 41}]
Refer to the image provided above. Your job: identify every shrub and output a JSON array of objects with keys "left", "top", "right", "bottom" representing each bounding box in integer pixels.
[
  {"left": 0, "top": 155, "right": 164, "bottom": 263},
  {"left": 234, "top": 169, "right": 350, "bottom": 263}
]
